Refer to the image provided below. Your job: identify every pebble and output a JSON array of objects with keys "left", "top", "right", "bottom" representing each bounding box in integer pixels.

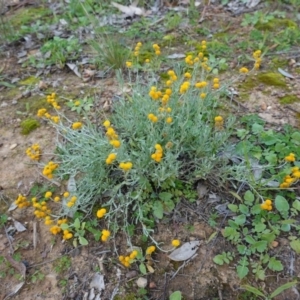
[
  {"left": 136, "top": 277, "right": 147, "bottom": 288},
  {"left": 9, "top": 144, "right": 18, "bottom": 150}
]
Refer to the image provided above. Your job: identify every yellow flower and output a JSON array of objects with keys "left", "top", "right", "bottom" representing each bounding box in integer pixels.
[
  {"left": 184, "top": 72, "right": 192, "bottom": 78},
  {"left": 146, "top": 245, "right": 156, "bottom": 255},
  {"left": 165, "top": 89, "right": 172, "bottom": 96},
  {"left": 37, "top": 108, "right": 47, "bottom": 117},
  {"left": 166, "top": 117, "right": 173, "bottom": 124},
  {"left": 70, "top": 196, "right": 77, "bottom": 202},
  {"left": 285, "top": 153, "right": 296, "bottom": 162},
  {"left": 130, "top": 250, "right": 138, "bottom": 259},
  {"left": 101, "top": 229, "right": 111, "bottom": 241},
  {"left": 214, "top": 116, "right": 223, "bottom": 123},
  {"left": 155, "top": 50, "right": 161, "bottom": 56},
  {"left": 45, "top": 191, "right": 52, "bottom": 198},
  {"left": 103, "top": 120, "right": 110, "bottom": 128},
  {"left": 97, "top": 208, "right": 107, "bottom": 218},
  {"left": 148, "top": 113, "right": 158, "bottom": 123},
  {"left": 126, "top": 61, "right": 132, "bottom": 68},
  {"left": 119, "top": 162, "right": 133, "bottom": 171},
  {"left": 54, "top": 196, "right": 60, "bottom": 202},
  {"left": 74, "top": 100, "right": 81, "bottom": 106},
  {"left": 72, "top": 122, "right": 82, "bottom": 130},
  {"left": 172, "top": 239, "right": 180, "bottom": 247},
  {"left": 106, "top": 153, "right": 117, "bottom": 165},
  {"left": 136, "top": 42, "right": 142, "bottom": 47},
  {"left": 110, "top": 140, "right": 121, "bottom": 148},
  {"left": 145, "top": 58, "right": 150, "bottom": 63},
  {"left": 63, "top": 192, "right": 70, "bottom": 198},
  {"left": 200, "top": 93, "right": 206, "bottom": 99},
  {"left": 166, "top": 80, "right": 172, "bottom": 86},
  {"left": 67, "top": 202, "right": 74, "bottom": 208},
  {"left": 239, "top": 67, "right": 249, "bottom": 74}
]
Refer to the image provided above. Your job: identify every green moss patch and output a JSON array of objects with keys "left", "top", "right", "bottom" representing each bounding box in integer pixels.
[
  {"left": 20, "top": 118, "right": 40, "bottom": 135},
  {"left": 279, "top": 95, "right": 300, "bottom": 105},
  {"left": 257, "top": 72, "right": 287, "bottom": 87},
  {"left": 255, "top": 18, "right": 298, "bottom": 31},
  {"left": 19, "top": 76, "right": 40, "bottom": 86}
]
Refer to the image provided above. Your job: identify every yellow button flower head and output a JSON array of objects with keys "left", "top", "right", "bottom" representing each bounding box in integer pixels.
[
  {"left": 103, "top": 120, "right": 110, "bottom": 128},
  {"left": 239, "top": 67, "right": 249, "bottom": 74},
  {"left": 54, "top": 196, "right": 60, "bottom": 202},
  {"left": 72, "top": 122, "right": 82, "bottom": 130},
  {"left": 146, "top": 245, "right": 156, "bottom": 255},
  {"left": 166, "top": 117, "right": 173, "bottom": 124},
  {"left": 214, "top": 116, "right": 223, "bottom": 123},
  {"left": 101, "top": 229, "right": 111, "bottom": 242},
  {"left": 97, "top": 208, "right": 107, "bottom": 218},
  {"left": 63, "top": 192, "right": 70, "bottom": 198},
  {"left": 172, "top": 239, "right": 180, "bottom": 247},
  {"left": 285, "top": 153, "right": 296, "bottom": 162},
  {"left": 126, "top": 61, "right": 132, "bottom": 68},
  {"left": 45, "top": 191, "right": 52, "bottom": 198}
]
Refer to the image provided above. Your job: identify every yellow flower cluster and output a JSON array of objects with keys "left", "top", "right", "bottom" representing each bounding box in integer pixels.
[
  {"left": 214, "top": 116, "right": 224, "bottom": 130},
  {"left": 50, "top": 225, "right": 62, "bottom": 235},
  {"left": 33, "top": 197, "right": 51, "bottom": 218},
  {"left": 37, "top": 108, "right": 47, "bottom": 117},
  {"left": 119, "top": 250, "right": 138, "bottom": 267},
  {"left": 47, "top": 93, "right": 60, "bottom": 109},
  {"left": 239, "top": 67, "right": 249, "bottom": 74},
  {"left": 253, "top": 50, "right": 262, "bottom": 69},
  {"left": 101, "top": 229, "right": 111, "bottom": 242},
  {"left": 37, "top": 107, "right": 59, "bottom": 123},
  {"left": 126, "top": 61, "right": 132, "bottom": 68},
  {"left": 151, "top": 144, "right": 163, "bottom": 163},
  {"left": 285, "top": 153, "right": 296, "bottom": 162},
  {"left": 149, "top": 86, "right": 162, "bottom": 100},
  {"left": 146, "top": 245, "right": 156, "bottom": 255},
  {"left": 63, "top": 229, "right": 73, "bottom": 240},
  {"left": 26, "top": 144, "right": 41, "bottom": 161},
  {"left": 43, "top": 161, "right": 58, "bottom": 179},
  {"left": 195, "top": 81, "right": 207, "bottom": 88},
  {"left": 185, "top": 54, "right": 196, "bottom": 65},
  {"left": 104, "top": 120, "right": 121, "bottom": 148},
  {"left": 180, "top": 81, "right": 190, "bottom": 94},
  {"left": 184, "top": 72, "right": 192, "bottom": 79},
  {"left": 260, "top": 199, "right": 272, "bottom": 211},
  {"left": 106, "top": 153, "right": 117, "bottom": 165},
  {"left": 172, "top": 239, "right": 181, "bottom": 247},
  {"left": 66, "top": 196, "right": 77, "bottom": 208},
  {"left": 72, "top": 122, "right": 82, "bottom": 130},
  {"left": 51, "top": 116, "right": 60, "bottom": 124},
  {"left": 45, "top": 191, "right": 52, "bottom": 198},
  {"left": 201, "top": 40, "right": 207, "bottom": 50},
  {"left": 15, "top": 194, "right": 30, "bottom": 208},
  {"left": 119, "top": 162, "right": 133, "bottom": 171},
  {"left": 148, "top": 113, "right": 158, "bottom": 123},
  {"left": 153, "top": 43, "right": 161, "bottom": 55},
  {"left": 280, "top": 166, "right": 300, "bottom": 188},
  {"left": 134, "top": 41, "right": 142, "bottom": 56},
  {"left": 212, "top": 77, "right": 220, "bottom": 89},
  {"left": 167, "top": 70, "right": 177, "bottom": 83},
  {"left": 44, "top": 216, "right": 53, "bottom": 225},
  {"left": 97, "top": 208, "right": 107, "bottom": 218}
]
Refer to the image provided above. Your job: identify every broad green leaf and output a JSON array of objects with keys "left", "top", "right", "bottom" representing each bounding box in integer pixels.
[
  {"left": 139, "top": 263, "right": 147, "bottom": 275},
  {"left": 252, "top": 123, "right": 264, "bottom": 134},
  {"left": 256, "top": 269, "right": 266, "bottom": 281},
  {"left": 74, "top": 218, "right": 80, "bottom": 229},
  {"left": 239, "top": 204, "right": 249, "bottom": 214},
  {"left": 280, "top": 219, "right": 296, "bottom": 225},
  {"left": 244, "top": 190, "right": 254, "bottom": 203},
  {"left": 60, "top": 224, "right": 69, "bottom": 230},
  {"left": 291, "top": 132, "right": 300, "bottom": 145},
  {"left": 78, "top": 236, "right": 88, "bottom": 245},
  {"left": 265, "top": 152, "right": 277, "bottom": 164},
  {"left": 228, "top": 220, "right": 239, "bottom": 229},
  {"left": 237, "top": 265, "right": 249, "bottom": 279},
  {"left": 234, "top": 214, "right": 246, "bottom": 226},
  {"left": 281, "top": 224, "right": 291, "bottom": 232},
  {"left": 293, "top": 200, "right": 300, "bottom": 211},
  {"left": 290, "top": 239, "right": 300, "bottom": 254},
  {"left": 245, "top": 235, "right": 256, "bottom": 244},
  {"left": 261, "top": 232, "right": 276, "bottom": 243},
  {"left": 213, "top": 255, "right": 224, "bottom": 265},
  {"left": 270, "top": 281, "right": 298, "bottom": 298},
  {"left": 159, "top": 192, "right": 173, "bottom": 202},
  {"left": 237, "top": 244, "right": 247, "bottom": 255},
  {"left": 241, "top": 285, "right": 265, "bottom": 297},
  {"left": 0, "top": 81, "right": 16, "bottom": 88},
  {"left": 251, "top": 204, "right": 262, "bottom": 215},
  {"left": 275, "top": 195, "right": 289, "bottom": 212},
  {"left": 254, "top": 223, "right": 266, "bottom": 232},
  {"left": 228, "top": 204, "right": 238, "bottom": 213},
  {"left": 164, "top": 199, "right": 175, "bottom": 212},
  {"left": 253, "top": 240, "right": 267, "bottom": 253},
  {"left": 169, "top": 291, "right": 182, "bottom": 300},
  {"left": 268, "top": 257, "right": 283, "bottom": 271},
  {"left": 153, "top": 201, "right": 164, "bottom": 219}
]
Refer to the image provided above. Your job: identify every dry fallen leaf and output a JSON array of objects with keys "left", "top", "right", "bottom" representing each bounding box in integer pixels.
[
  {"left": 111, "top": 1, "right": 145, "bottom": 17},
  {"left": 168, "top": 241, "right": 201, "bottom": 261}
]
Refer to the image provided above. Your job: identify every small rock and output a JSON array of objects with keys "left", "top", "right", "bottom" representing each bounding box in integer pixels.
[
  {"left": 271, "top": 240, "right": 279, "bottom": 248},
  {"left": 149, "top": 282, "right": 156, "bottom": 289},
  {"left": 38, "top": 81, "right": 48, "bottom": 90},
  {"left": 136, "top": 277, "right": 147, "bottom": 288},
  {"left": 126, "top": 270, "right": 138, "bottom": 279},
  {"left": 10, "top": 144, "right": 18, "bottom": 150}
]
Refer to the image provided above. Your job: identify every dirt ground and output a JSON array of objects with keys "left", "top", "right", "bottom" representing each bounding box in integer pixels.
[{"left": 1, "top": 1, "right": 300, "bottom": 300}]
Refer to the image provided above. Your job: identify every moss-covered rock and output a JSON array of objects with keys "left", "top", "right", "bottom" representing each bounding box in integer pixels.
[{"left": 20, "top": 118, "right": 40, "bottom": 135}]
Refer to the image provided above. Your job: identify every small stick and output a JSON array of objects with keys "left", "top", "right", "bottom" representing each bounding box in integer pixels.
[{"left": 33, "top": 221, "right": 37, "bottom": 250}]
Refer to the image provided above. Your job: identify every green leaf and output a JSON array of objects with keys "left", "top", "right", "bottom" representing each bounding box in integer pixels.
[
  {"left": 265, "top": 152, "right": 277, "bottom": 164},
  {"left": 234, "top": 214, "right": 246, "bottom": 226},
  {"left": 291, "top": 132, "right": 300, "bottom": 145},
  {"left": 268, "top": 257, "right": 283, "bottom": 271},
  {"left": 254, "top": 223, "right": 266, "bottom": 232},
  {"left": 239, "top": 204, "right": 249, "bottom": 215},
  {"left": 252, "top": 123, "right": 264, "bottom": 134},
  {"left": 251, "top": 204, "right": 262, "bottom": 215},
  {"left": 270, "top": 281, "right": 298, "bottom": 298},
  {"left": 228, "top": 220, "right": 239, "bottom": 229},
  {"left": 245, "top": 235, "right": 256, "bottom": 244},
  {"left": 293, "top": 200, "right": 300, "bottom": 211},
  {"left": 229, "top": 191, "right": 243, "bottom": 202},
  {"left": 164, "top": 199, "right": 175, "bottom": 212},
  {"left": 169, "top": 291, "right": 182, "bottom": 300},
  {"left": 213, "top": 255, "right": 224, "bottom": 265},
  {"left": 139, "top": 263, "right": 147, "bottom": 275},
  {"left": 241, "top": 285, "right": 265, "bottom": 297},
  {"left": 237, "top": 244, "right": 247, "bottom": 255},
  {"left": 290, "top": 239, "right": 300, "bottom": 254},
  {"left": 60, "top": 224, "right": 69, "bottom": 230},
  {"left": 281, "top": 224, "right": 291, "bottom": 232},
  {"left": 275, "top": 195, "right": 289, "bottom": 212},
  {"left": 74, "top": 218, "right": 80, "bottom": 229},
  {"left": 153, "top": 201, "right": 164, "bottom": 219},
  {"left": 78, "top": 236, "right": 88, "bottom": 245},
  {"left": 256, "top": 269, "right": 266, "bottom": 281},
  {"left": 228, "top": 204, "right": 238, "bottom": 213},
  {"left": 253, "top": 240, "right": 267, "bottom": 253},
  {"left": 237, "top": 264, "right": 249, "bottom": 279},
  {"left": 0, "top": 81, "right": 16, "bottom": 88},
  {"left": 244, "top": 190, "right": 254, "bottom": 203},
  {"left": 159, "top": 192, "right": 173, "bottom": 202}
]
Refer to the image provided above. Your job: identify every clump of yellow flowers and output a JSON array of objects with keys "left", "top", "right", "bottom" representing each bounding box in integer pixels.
[
  {"left": 72, "top": 122, "right": 82, "bottom": 130},
  {"left": 153, "top": 43, "right": 161, "bottom": 56},
  {"left": 47, "top": 93, "right": 60, "bottom": 110},
  {"left": 26, "top": 143, "right": 41, "bottom": 161},
  {"left": 119, "top": 162, "right": 133, "bottom": 171},
  {"left": 119, "top": 250, "right": 138, "bottom": 267},
  {"left": 15, "top": 194, "right": 30, "bottom": 208},
  {"left": 42, "top": 161, "right": 58, "bottom": 179},
  {"left": 260, "top": 199, "right": 272, "bottom": 211},
  {"left": 97, "top": 208, "right": 107, "bottom": 218},
  {"left": 279, "top": 164, "right": 300, "bottom": 189},
  {"left": 151, "top": 144, "right": 163, "bottom": 163},
  {"left": 253, "top": 50, "right": 262, "bottom": 69},
  {"left": 101, "top": 229, "right": 111, "bottom": 242},
  {"left": 171, "top": 239, "right": 180, "bottom": 247},
  {"left": 214, "top": 116, "right": 224, "bottom": 130},
  {"left": 146, "top": 245, "right": 156, "bottom": 255}
]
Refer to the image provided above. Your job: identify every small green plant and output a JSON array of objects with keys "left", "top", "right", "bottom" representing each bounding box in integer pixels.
[
  {"left": 20, "top": 118, "right": 40, "bottom": 135},
  {"left": 61, "top": 218, "right": 88, "bottom": 247},
  {"left": 54, "top": 256, "right": 71, "bottom": 274},
  {"left": 0, "top": 214, "right": 8, "bottom": 228},
  {"left": 169, "top": 291, "right": 182, "bottom": 300},
  {"left": 36, "top": 36, "right": 82, "bottom": 68},
  {"left": 30, "top": 270, "right": 45, "bottom": 283},
  {"left": 66, "top": 96, "right": 94, "bottom": 114},
  {"left": 213, "top": 251, "right": 234, "bottom": 265},
  {"left": 165, "top": 12, "right": 182, "bottom": 30},
  {"left": 241, "top": 281, "right": 297, "bottom": 300}
]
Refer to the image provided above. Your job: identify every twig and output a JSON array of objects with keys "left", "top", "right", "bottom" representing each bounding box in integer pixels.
[
  {"left": 33, "top": 221, "right": 37, "bottom": 250},
  {"left": 4, "top": 225, "right": 14, "bottom": 254},
  {"left": 199, "top": 0, "right": 211, "bottom": 23}
]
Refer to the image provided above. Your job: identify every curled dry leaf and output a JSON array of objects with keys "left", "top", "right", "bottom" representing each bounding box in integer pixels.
[{"left": 168, "top": 240, "right": 201, "bottom": 261}]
